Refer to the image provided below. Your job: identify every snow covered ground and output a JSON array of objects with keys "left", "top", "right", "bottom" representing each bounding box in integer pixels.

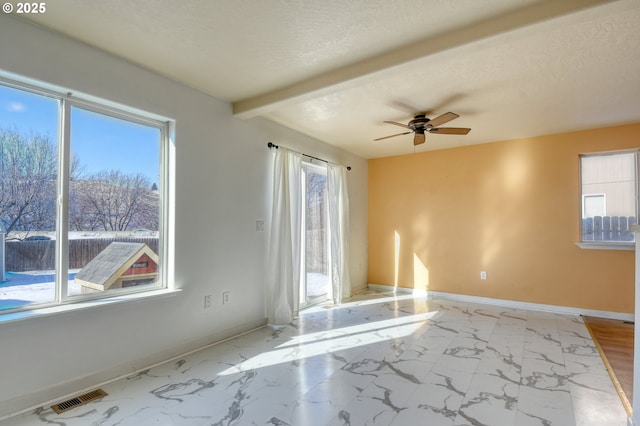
[
  {"left": 0, "top": 270, "right": 81, "bottom": 311},
  {"left": 306, "top": 272, "right": 329, "bottom": 299},
  {"left": 1, "top": 270, "right": 329, "bottom": 312}
]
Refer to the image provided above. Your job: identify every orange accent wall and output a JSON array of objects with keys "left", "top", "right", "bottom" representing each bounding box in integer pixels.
[{"left": 368, "top": 123, "right": 640, "bottom": 313}]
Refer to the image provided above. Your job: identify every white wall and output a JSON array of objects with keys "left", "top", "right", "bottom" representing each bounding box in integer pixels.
[{"left": 0, "top": 15, "right": 368, "bottom": 418}]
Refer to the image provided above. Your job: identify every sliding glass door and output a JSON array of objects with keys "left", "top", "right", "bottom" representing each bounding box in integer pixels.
[{"left": 300, "top": 162, "right": 329, "bottom": 308}]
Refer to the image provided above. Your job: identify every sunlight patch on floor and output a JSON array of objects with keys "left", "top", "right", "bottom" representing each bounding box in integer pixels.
[{"left": 218, "top": 310, "right": 438, "bottom": 376}]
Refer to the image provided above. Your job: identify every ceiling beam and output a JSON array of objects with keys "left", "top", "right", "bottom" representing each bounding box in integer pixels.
[{"left": 232, "top": 0, "right": 612, "bottom": 119}]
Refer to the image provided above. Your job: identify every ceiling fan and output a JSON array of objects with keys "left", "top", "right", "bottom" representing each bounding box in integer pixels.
[{"left": 374, "top": 112, "right": 471, "bottom": 145}]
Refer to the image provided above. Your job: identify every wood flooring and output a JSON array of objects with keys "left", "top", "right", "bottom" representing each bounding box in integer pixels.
[{"left": 583, "top": 316, "right": 634, "bottom": 415}]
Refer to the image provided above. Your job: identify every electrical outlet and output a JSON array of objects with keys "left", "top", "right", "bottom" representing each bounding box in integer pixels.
[
  {"left": 222, "top": 291, "right": 230, "bottom": 304},
  {"left": 480, "top": 271, "right": 487, "bottom": 280},
  {"left": 256, "top": 220, "right": 264, "bottom": 232},
  {"left": 204, "top": 294, "right": 212, "bottom": 309}
]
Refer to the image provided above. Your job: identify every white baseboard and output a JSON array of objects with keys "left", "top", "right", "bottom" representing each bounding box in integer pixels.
[
  {"left": 0, "top": 318, "right": 267, "bottom": 421},
  {"left": 367, "top": 283, "right": 634, "bottom": 322},
  {"left": 367, "top": 283, "right": 426, "bottom": 296}
]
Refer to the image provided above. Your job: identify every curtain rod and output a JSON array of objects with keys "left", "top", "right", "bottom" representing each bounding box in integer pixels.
[{"left": 267, "top": 142, "right": 351, "bottom": 170}]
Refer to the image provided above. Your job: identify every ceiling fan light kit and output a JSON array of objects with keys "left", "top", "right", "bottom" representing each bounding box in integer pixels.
[{"left": 375, "top": 111, "right": 471, "bottom": 146}]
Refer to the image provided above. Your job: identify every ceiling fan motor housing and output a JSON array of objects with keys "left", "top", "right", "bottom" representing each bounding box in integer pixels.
[{"left": 408, "top": 114, "right": 431, "bottom": 131}]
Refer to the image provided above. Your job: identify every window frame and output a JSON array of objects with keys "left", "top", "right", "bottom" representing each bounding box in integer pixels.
[
  {"left": 577, "top": 150, "right": 639, "bottom": 251},
  {"left": 0, "top": 74, "right": 173, "bottom": 316}
]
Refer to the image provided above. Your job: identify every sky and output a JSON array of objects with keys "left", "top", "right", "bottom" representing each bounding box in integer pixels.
[{"left": 0, "top": 83, "right": 160, "bottom": 184}]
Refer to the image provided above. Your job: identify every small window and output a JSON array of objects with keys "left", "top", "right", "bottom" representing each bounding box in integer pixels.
[
  {"left": 580, "top": 152, "right": 637, "bottom": 242},
  {"left": 0, "top": 76, "right": 172, "bottom": 315}
]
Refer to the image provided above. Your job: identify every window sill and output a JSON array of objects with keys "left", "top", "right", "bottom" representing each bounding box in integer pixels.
[
  {"left": 0, "top": 288, "right": 181, "bottom": 325},
  {"left": 576, "top": 242, "right": 634, "bottom": 251}
]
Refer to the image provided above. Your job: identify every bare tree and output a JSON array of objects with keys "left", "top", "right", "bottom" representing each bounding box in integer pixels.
[
  {"left": 305, "top": 171, "right": 328, "bottom": 273},
  {"left": 0, "top": 126, "right": 156, "bottom": 235},
  {"left": 70, "top": 170, "right": 158, "bottom": 231},
  {"left": 0, "top": 128, "right": 57, "bottom": 234},
  {"left": 306, "top": 171, "right": 327, "bottom": 231}
]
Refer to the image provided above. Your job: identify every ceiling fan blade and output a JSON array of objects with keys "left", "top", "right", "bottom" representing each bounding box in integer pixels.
[
  {"left": 414, "top": 132, "right": 426, "bottom": 145},
  {"left": 427, "top": 112, "right": 459, "bottom": 127},
  {"left": 427, "top": 127, "right": 471, "bottom": 135},
  {"left": 384, "top": 120, "right": 412, "bottom": 130},
  {"left": 389, "top": 100, "right": 422, "bottom": 115},
  {"left": 374, "top": 131, "right": 412, "bottom": 141}
]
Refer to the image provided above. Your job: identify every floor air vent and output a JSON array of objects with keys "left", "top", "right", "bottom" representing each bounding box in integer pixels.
[{"left": 51, "top": 389, "right": 108, "bottom": 414}]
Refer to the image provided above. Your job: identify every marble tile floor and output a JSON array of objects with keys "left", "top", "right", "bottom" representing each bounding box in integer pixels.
[{"left": 1, "top": 290, "right": 629, "bottom": 426}]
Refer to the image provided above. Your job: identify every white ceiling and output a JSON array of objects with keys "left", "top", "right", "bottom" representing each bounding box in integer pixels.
[{"left": 21, "top": 0, "right": 640, "bottom": 158}]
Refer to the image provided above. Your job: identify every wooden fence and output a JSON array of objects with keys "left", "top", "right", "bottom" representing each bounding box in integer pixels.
[
  {"left": 582, "top": 216, "right": 636, "bottom": 241},
  {"left": 5, "top": 238, "right": 159, "bottom": 272},
  {"left": 4, "top": 216, "right": 636, "bottom": 271}
]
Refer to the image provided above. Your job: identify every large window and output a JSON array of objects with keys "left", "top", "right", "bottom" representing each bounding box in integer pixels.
[
  {"left": 580, "top": 152, "right": 637, "bottom": 244},
  {"left": 0, "top": 77, "right": 171, "bottom": 314}
]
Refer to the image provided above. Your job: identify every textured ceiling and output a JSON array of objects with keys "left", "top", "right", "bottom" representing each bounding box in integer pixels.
[{"left": 20, "top": 0, "right": 640, "bottom": 158}]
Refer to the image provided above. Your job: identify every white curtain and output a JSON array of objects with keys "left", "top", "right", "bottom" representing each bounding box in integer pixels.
[
  {"left": 266, "top": 148, "right": 302, "bottom": 325},
  {"left": 327, "top": 163, "right": 351, "bottom": 304}
]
